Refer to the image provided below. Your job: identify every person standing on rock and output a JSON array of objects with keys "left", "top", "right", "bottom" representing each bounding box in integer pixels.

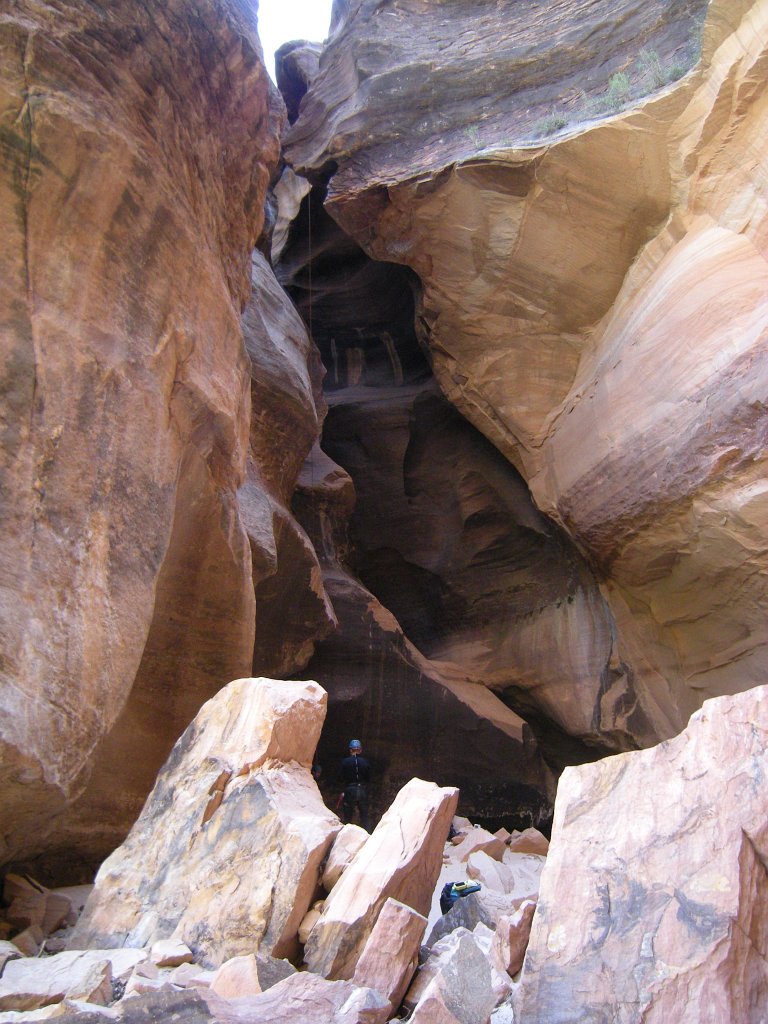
[{"left": 341, "top": 739, "right": 371, "bottom": 831}]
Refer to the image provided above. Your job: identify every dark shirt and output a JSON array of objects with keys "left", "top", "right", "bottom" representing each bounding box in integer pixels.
[{"left": 341, "top": 754, "right": 370, "bottom": 787}]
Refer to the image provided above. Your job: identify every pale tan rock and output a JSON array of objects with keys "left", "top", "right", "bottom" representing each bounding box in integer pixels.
[
  {"left": 305, "top": 778, "right": 458, "bottom": 979},
  {"left": 515, "top": 686, "right": 768, "bottom": 1022},
  {"left": 491, "top": 901, "right": 537, "bottom": 978},
  {"left": 506, "top": 828, "right": 549, "bottom": 856},
  {"left": 149, "top": 939, "right": 193, "bottom": 968},
  {"left": 322, "top": 824, "right": 369, "bottom": 891},
  {"left": 466, "top": 850, "right": 515, "bottom": 894},
  {"left": 352, "top": 898, "right": 427, "bottom": 1013},
  {"left": 494, "top": 828, "right": 512, "bottom": 844},
  {"left": 209, "top": 954, "right": 262, "bottom": 1000},
  {"left": 69, "top": 679, "right": 340, "bottom": 967},
  {"left": 0, "top": 949, "right": 144, "bottom": 1011},
  {"left": 500, "top": 850, "right": 547, "bottom": 898},
  {"left": 64, "top": 960, "right": 111, "bottom": 1005},
  {"left": 452, "top": 828, "right": 505, "bottom": 863},
  {"left": 298, "top": 906, "right": 322, "bottom": 946}
]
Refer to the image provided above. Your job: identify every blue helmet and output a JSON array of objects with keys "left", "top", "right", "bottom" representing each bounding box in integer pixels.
[{"left": 349, "top": 739, "right": 362, "bottom": 751}]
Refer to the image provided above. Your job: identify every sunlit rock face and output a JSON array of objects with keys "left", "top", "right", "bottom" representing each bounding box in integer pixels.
[
  {"left": 0, "top": 0, "right": 328, "bottom": 875},
  {"left": 285, "top": 0, "right": 768, "bottom": 739}
]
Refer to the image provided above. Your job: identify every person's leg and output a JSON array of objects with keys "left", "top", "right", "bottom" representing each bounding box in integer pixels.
[
  {"left": 342, "top": 788, "right": 354, "bottom": 824},
  {"left": 358, "top": 787, "right": 370, "bottom": 832}
]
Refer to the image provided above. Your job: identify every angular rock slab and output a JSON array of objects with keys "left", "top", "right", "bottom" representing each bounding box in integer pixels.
[
  {"left": 69, "top": 679, "right": 340, "bottom": 966},
  {"left": 305, "top": 778, "right": 458, "bottom": 979},
  {"left": 515, "top": 685, "right": 768, "bottom": 1023},
  {"left": 217, "top": 971, "right": 389, "bottom": 1024},
  {"left": 0, "top": 949, "right": 145, "bottom": 1011},
  {"left": 407, "top": 928, "right": 496, "bottom": 1024},
  {"left": 353, "top": 898, "right": 427, "bottom": 1014}
]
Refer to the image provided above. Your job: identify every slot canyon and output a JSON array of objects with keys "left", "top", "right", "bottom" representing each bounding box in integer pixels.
[{"left": 0, "top": 0, "right": 767, "bottom": 1020}]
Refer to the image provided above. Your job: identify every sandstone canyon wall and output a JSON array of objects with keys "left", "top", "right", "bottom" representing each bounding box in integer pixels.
[
  {"left": 0, "top": 0, "right": 334, "bottom": 874},
  {"left": 283, "top": 0, "right": 768, "bottom": 752}
]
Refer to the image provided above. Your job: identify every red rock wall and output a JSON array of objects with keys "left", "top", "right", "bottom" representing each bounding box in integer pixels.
[{"left": 0, "top": 1, "right": 328, "bottom": 874}]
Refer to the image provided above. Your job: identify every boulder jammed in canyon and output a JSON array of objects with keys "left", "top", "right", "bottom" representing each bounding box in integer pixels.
[
  {"left": 283, "top": 0, "right": 768, "bottom": 748},
  {"left": 0, "top": 0, "right": 335, "bottom": 874},
  {"left": 69, "top": 678, "right": 340, "bottom": 966}
]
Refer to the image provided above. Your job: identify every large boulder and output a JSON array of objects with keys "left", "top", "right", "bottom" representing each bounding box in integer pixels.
[
  {"left": 69, "top": 678, "right": 340, "bottom": 967},
  {"left": 515, "top": 685, "right": 768, "bottom": 1023},
  {"left": 305, "top": 778, "right": 458, "bottom": 979},
  {"left": 352, "top": 898, "right": 427, "bottom": 1015}
]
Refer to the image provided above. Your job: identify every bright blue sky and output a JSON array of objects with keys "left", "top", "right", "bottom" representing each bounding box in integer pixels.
[{"left": 258, "top": 0, "right": 334, "bottom": 81}]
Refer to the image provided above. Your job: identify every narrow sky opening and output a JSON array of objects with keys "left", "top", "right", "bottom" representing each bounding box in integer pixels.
[{"left": 258, "top": 0, "right": 334, "bottom": 82}]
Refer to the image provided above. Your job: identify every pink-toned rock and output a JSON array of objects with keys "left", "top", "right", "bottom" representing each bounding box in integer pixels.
[
  {"left": 221, "top": 971, "right": 389, "bottom": 1024},
  {"left": 494, "top": 828, "right": 513, "bottom": 844},
  {"left": 168, "top": 963, "right": 215, "bottom": 989},
  {"left": 507, "top": 828, "right": 549, "bottom": 856},
  {"left": 0, "top": 949, "right": 144, "bottom": 1012},
  {"left": 406, "top": 929, "right": 496, "bottom": 1024},
  {"left": 10, "top": 927, "right": 42, "bottom": 958},
  {"left": 492, "top": 901, "right": 537, "bottom": 978},
  {"left": 466, "top": 851, "right": 516, "bottom": 894},
  {"left": 515, "top": 686, "right": 768, "bottom": 1022},
  {"left": 500, "top": 850, "right": 547, "bottom": 899},
  {"left": 305, "top": 778, "right": 458, "bottom": 979},
  {"left": 210, "top": 955, "right": 261, "bottom": 1000},
  {"left": 322, "top": 824, "right": 369, "bottom": 891},
  {"left": 122, "top": 976, "right": 175, "bottom": 1001},
  {"left": 353, "top": 898, "right": 427, "bottom": 1014},
  {"left": 452, "top": 828, "right": 505, "bottom": 863},
  {"left": 69, "top": 679, "right": 340, "bottom": 967},
  {"left": 3, "top": 877, "right": 71, "bottom": 938}
]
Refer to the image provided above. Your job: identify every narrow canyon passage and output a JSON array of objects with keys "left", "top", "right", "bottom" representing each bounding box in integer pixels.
[{"left": 271, "top": 181, "right": 647, "bottom": 827}]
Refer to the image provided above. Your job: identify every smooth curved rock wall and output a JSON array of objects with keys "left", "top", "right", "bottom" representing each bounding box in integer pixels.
[
  {"left": 284, "top": 0, "right": 768, "bottom": 742},
  {"left": 0, "top": 1, "right": 329, "bottom": 874}
]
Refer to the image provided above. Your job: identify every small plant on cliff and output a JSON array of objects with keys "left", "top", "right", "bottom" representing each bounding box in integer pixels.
[
  {"left": 638, "top": 49, "right": 666, "bottom": 89},
  {"left": 464, "top": 124, "right": 481, "bottom": 146},
  {"left": 534, "top": 110, "right": 569, "bottom": 136},
  {"left": 606, "top": 71, "right": 631, "bottom": 110}
]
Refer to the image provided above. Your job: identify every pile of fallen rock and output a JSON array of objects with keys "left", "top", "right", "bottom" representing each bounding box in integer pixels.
[{"left": 0, "top": 677, "right": 548, "bottom": 1022}]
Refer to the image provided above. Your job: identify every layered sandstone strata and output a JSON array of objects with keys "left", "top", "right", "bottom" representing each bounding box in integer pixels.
[
  {"left": 0, "top": 0, "right": 330, "bottom": 873},
  {"left": 284, "top": 0, "right": 768, "bottom": 740}
]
